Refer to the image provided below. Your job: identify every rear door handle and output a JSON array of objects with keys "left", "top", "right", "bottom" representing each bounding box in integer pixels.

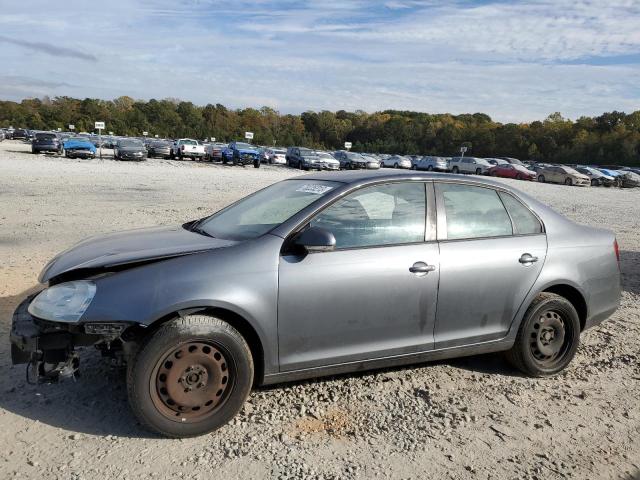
[
  {"left": 519, "top": 253, "right": 538, "bottom": 265},
  {"left": 409, "top": 262, "right": 436, "bottom": 275}
]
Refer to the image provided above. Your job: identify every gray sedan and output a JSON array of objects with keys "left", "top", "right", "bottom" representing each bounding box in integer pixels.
[{"left": 11, "top": 171, "right": 621, "bottom": 437}]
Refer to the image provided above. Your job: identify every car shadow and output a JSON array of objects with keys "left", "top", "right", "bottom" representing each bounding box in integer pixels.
[{"left": 620, "top": 250, "right": 640, "bottom": 295}]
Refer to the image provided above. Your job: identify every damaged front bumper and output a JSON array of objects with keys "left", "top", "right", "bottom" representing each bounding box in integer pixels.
[{"left": 11, "top": 297, "right": 136, "bottom": 382}]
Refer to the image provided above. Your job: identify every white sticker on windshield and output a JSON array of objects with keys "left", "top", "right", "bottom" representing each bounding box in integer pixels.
[{"left": 296, "top": 184, "right": 334, "bottom": 195}]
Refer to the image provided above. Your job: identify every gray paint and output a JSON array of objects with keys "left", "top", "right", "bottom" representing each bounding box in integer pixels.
[{"left": 33, "top": 171, "right": 621, "bottom": 384}]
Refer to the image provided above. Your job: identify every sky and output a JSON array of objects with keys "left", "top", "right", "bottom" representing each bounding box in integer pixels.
[{"left": 0, "top": 0, "right": 639, "bottom": 122}]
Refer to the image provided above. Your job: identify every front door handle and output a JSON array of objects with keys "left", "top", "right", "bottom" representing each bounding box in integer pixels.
[
  {"left": 519, "top": 253, "right": 539, "bottom": 265},
  {"left": 409, "top": 262, "right": 436, "bottom": 275}
]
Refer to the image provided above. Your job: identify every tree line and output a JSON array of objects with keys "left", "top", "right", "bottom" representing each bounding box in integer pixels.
[{"left": 1, "top": 96, "right": 639, "bottom": 166}]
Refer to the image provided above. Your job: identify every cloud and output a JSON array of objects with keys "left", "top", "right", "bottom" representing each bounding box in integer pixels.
[
  {"left": 0, "top": 0, "right": 638, "bottom": 122},
  {"left": 0, "top": 35, "right": 97, "bottom": 62}
]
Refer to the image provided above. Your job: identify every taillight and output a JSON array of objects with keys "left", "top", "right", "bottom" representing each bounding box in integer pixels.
[{"left": 614, "top": 239, "right": 620, "bottom": 267}]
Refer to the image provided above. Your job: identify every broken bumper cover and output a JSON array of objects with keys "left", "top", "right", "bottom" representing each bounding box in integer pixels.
[{"left": 10, "top": 297, "right": 74, "bottom": 365}]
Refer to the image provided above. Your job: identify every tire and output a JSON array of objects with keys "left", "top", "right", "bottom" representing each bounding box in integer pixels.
[
  {"left": 490, "top": 170, "right": 498, "bottom": 176},
  {"left": 505, "top": 293, "right": 580, "bottom": 377},
  {"left": 475, "top": 168, "right": 482, "bottom": 175},
  {"left": 452, "top": 166, "right": 459, "bottom": 174},
  {"left": 516, "top": 173, "right": 523, "bottom": 180},
  {"left": 591, "top": 178, "right": 599, "bottom": 187},
  {"left": 564, "top": 177, "right": 572, "bottom": 186},
  {"left": 427, "top": 165, "right": 433, "bottom": 171},
  {"left": 298, "top": 160, "right": 303, "bottom": 170},
  {"left": 538, "top": 175, "right": 545, "bottom": 183},
  {"left": 393, "top": 163, "right": 399, "bottom": 169},
  {"left": 253, "top": 159, "right": 260, "bottom": 168},
  {"left": 127, "top": 315, "right": 253, "bottom": 438},
  {"left": 412, "top": 164, "right": 417, "bottom": 170}
]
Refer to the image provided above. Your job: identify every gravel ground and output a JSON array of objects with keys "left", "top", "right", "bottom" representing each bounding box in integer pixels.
[{"left": 0, "top": 140, "right": 638, "bottom": 480}]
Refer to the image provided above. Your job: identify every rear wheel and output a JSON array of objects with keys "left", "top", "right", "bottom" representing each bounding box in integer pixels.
[
  {"left": 506, "top": 293, "right": 580, "bottom": 377},
  {"left": 127, "top": 315, "right": 253, "bottom": 438},
  {"left": 475, "top": 168, "right": 482, "bottom": 175},
  {"left": 591, "top": 178, "right": 599, "bottom": 186},
  {"left": 393, "top": 163, "right": 399, "bottom": 169}
]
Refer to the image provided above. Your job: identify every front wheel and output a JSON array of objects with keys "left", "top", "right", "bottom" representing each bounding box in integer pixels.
[
  {"left": 127, "top": 315, "right": 253, "bottom": 438},
  {"left": 253, "top": 159, "right": 260, "bottom": 168},
  {"left": 591, "top": 178, "right": 599, "bottom": 186},
  {"left": 538, "top": 175, "right": 545, "bottom": 183},
  {"left": 452, "top": 166, "right": 459, "bottom": 174},
  {"left": 505, "top": 293, "right": 580, "bottom": 377},
  {"left": 564, "top": 177, "right": 572, "bottom": 186},
  {"left": 475, "top": 168, "right": 482, "bottom": 175}
]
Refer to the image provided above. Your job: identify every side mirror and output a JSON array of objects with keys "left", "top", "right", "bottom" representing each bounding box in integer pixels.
[{"left": 293, "top": 226, "right": 336, "bottom": 253}]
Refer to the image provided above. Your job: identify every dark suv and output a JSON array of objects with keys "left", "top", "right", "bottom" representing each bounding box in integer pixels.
[
  {"left": 286, "top": 147, "right": 319, "bottom": 170},
  {"left": 32, "top": 132, "right": 62, "bottom": 154}
]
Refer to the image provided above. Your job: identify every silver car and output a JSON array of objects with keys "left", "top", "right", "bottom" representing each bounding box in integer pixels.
[
  {"left": 381, "top": 155, "right": 412, "bottom": 169},
  {"left": 11, "top": 171, "right": 621, "bottom": 438},
  {"left": 414, "top": 156, "right": 450, "bottom": 172}
]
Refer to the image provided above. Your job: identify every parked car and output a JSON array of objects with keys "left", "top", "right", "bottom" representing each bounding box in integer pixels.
[
  {"left": 360, "top": 154, "right": 381, "bottom": 169},
  {"left": 265, "top": 148, "right": 287, "bottom": 165},
  {"left": 147, "top": 140, "right": 172, "bottom": 159},
  {"left": 536, "top": 165, "right": 590, "bottom": 186},
  {"left": 222, "top": 142, "right": 261, "bottom": 167},
  {"left": 449, "top": 157, "right": 492, "bottom": 175},
  {"left": 413, "top": 156, "right": 449, "bottom": 172},
  {"left": 488, "top": 163, "right": 537, "bottom": 181},
  {"left": 10, "top": 171, "right": 621, "bottom": 438},
  {"left": 313, "top": 151, "right": 340, "bottom": 170},
  {"left": 204, "top": 143, "right": 227, "bottom": 162},
  {"left": 381, "top": 155, "right": 412, "bottom": 169},
  {"left": 621, "top": 167, "right": 640, "bottom": 176},
  {"left": 574, "top": 166, "right": 615, "bottom": 187},
  {"left": 32, "top": 132, "right": 62, "bottom": 154},
  {"left": 12, "top": 128, "right": 28, "bottom": 140},
  {"left": 333, "top": 151, "right": 379, "bottom": 169},
  {"left": 0, "top": 130, "right": 5, "bottom": 142},
  {"left": 619, "top": 171, "right": 640, "bottom": 188},
  {"left": 114, "top": 138, "right": 147, "bottom": 161},
  {"left": 171, "top": 139, "right": 206, "bottom": 160},
  {"left": 63, "top": 138, "right": 97, "bottom": 159},
  {"left": 286, "top": 147, "right": 319, "bottom": 170}
]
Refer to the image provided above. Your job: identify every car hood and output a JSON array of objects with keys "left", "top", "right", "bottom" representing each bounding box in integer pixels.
[
  {"left": 237, "top": 148, "right": 259, "bottom": 155},
  {"left": 39, "top": 225, "right": 237, "bottom": 283}
]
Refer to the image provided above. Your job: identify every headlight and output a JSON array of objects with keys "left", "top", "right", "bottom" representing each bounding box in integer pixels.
[{"left": 28, "top": 281, "right": 96, "bottom": 323}]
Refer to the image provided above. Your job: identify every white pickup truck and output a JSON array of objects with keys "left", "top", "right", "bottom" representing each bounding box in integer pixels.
[
  {"left": 449, "top": 156, "right": 492, "bottom": 175},
  {"left": 170, "top": 138, "right": 206, "bottom": 160}
]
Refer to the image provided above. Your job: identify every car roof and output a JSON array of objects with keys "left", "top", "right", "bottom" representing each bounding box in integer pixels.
[{"left": 298, "top": 169, "right": 515, "bottom": 189}]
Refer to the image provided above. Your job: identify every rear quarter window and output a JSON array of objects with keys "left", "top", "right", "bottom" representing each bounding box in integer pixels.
[{"left": 498, "top": 192, "right": 543, "bottom": 235}]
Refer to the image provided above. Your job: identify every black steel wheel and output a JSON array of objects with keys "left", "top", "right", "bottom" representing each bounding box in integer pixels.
[
  {"left": 452, "top": 166, "right": 459, "bottom": 174},
  {"left": 506, "top": 293, "right": 580, "bottom": 376},
  {"left": 565, "top": 177, "right": 572, "bottom": 186},
  {"left": 538, "top": 175, "right": 545, "bottom": 183},
  {"left": 128, "top": 315, "right": 253, "bottom": 438}
]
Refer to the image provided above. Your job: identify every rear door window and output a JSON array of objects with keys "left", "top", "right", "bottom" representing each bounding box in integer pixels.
[
  {"left": 437, "top": 183, "right": 512, "bottom": 240},
  {"left": 498, "top": 192, "right": 543, "bottom": 235}
]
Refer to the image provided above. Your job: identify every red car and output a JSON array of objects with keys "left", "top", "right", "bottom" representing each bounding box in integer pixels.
[{"left": 488, "top": 163, "right": 536, "bottom": 181}]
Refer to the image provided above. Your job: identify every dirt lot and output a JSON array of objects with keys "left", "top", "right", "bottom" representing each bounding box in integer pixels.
[{"left": 0, "top": 140, "right": 638, "bottom": 480}]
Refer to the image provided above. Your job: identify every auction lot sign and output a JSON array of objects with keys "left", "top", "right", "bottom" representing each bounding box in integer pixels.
[
  {"left": 95, "top": 121, "right": 105, "bottom": 130},
  {"left": 245, "top": 131, "right": 254, "bottom": 140}
]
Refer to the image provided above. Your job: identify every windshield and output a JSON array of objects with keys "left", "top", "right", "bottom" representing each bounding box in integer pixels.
[
  {"left": 235, "top": 142, "right": 254, "bottom": 149},
  {"left": 196, "top": 180, "right": 341, "bottom": 240},
  {"left": 119, "top": 139, "right": 144, "bottom": 147},
  {"left": 181, "top": 139, "right": 198, "bottom": 145},
  {"left": 315, "top": 152, "right": 334, "bottom": 159}
]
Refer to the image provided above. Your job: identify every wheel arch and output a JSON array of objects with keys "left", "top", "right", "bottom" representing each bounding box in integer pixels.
[
  {"left": 142, "top": 306, "right": 266, "bottom": 386},
  {"left": 541, "top": 283, "right": 588, "bottom": 331}
]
